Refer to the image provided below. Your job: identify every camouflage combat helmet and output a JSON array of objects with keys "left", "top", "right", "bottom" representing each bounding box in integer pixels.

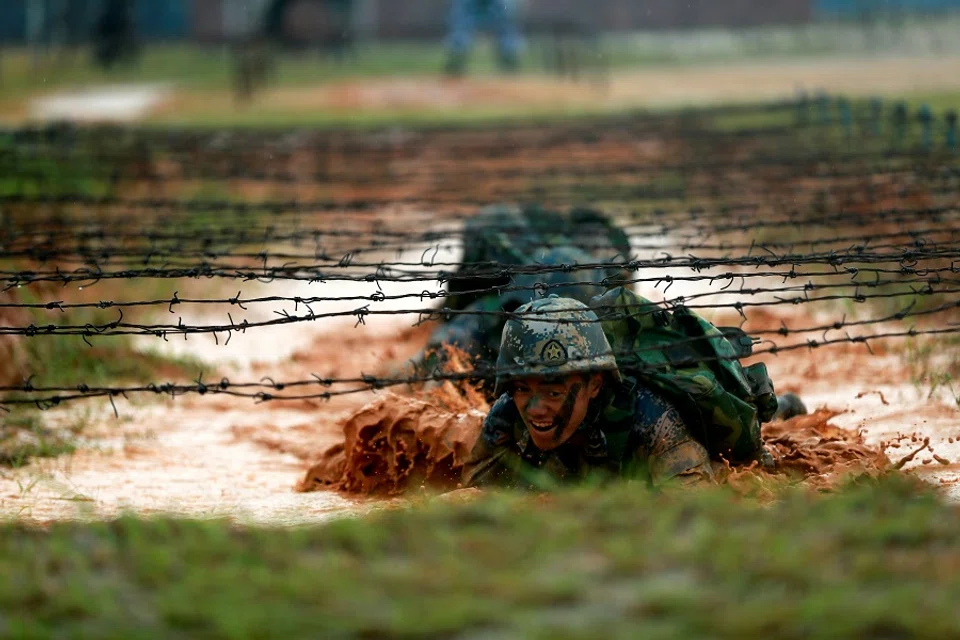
[
  {"left": 494, "top": 296, "right": 621, "bottom": 397},
  {"left": 499, "top": 246, "right": 607, "bottom": 311}
]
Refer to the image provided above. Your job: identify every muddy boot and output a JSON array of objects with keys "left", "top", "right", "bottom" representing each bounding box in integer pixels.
[{"left": 774, "top": 393, "right": 808, "bottom": 421}]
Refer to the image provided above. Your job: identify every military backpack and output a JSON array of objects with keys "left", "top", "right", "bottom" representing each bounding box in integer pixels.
[{"left": 590, "top": 287, "right": 778, "bottom": 463}]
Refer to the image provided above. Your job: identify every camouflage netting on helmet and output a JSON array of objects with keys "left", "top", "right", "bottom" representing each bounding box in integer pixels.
[{"left": 494, "top": 296, "right": 620, "bottom": 396}]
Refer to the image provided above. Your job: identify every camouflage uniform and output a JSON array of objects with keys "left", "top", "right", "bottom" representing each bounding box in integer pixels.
[
  {"left": 444, "top": 204, "right": 631, "bottom": 312},
  {"left": 415, "top": 205, "right": 630, "bottom": 375},
  {"left": 462, "top": 297, "right": 714, "bottom": 489}
]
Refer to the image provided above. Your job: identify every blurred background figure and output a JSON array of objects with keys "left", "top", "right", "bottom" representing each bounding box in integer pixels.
[
  {"left": 94, "top": 0, "right": 139, "bottom": 69},
  {"left": 446, "top": 0, "right": 522, "bottom": 76}
]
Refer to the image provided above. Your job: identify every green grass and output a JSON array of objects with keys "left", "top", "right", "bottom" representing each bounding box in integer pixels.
[
  {"left": 4, "top": 17, "right": 960, "bottom": 131},
  {"left": 0, "top": 409, "right": 76, "bottom": 468},
  {"left": 11, "top": 284, "right": 204, "bottom": 391},
  {"left": 140, "top": 89, "right": 960, "bottom": 131},
  {"left": 0, "top": 42, "right": 463, "bottom": 99},
  {"left": 0, "top": 320, "right": 201, "bottom": 468},
  {"left": 0, "top": 475, "right": 958, "bottom": 638},
  {"left": 903, "top": 334, "right": 960, "bottom": 406},
  {"left": 19, "top": 328, "right": 199, "bottom": 390},
  {"left": 0, "top": 285, "right": 206, "bottom": 468}
]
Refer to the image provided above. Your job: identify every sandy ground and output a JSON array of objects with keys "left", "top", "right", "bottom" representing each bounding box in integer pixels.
[
  {"left": 0, "top": 241, "right": 454, "bottom": 525},
  {"left": 297, "top": 55, "right": 960, "bottom": 112},
  {"left": 3, "top": 304, "right": 954, "bottom": 525}
]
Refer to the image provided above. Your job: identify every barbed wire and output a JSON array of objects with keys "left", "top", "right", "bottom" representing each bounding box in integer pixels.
[
  {"left": 10, "top": 282, "right": 958, "bottom": 345},
  {"left": 5, "top": 144, "right": 958, "bottom": 183},
  {"left": 2, "top": 273, "right": 954, "bottom": 315},
  {"left": 1, "top": 95, "right": 958, "bottom": 412},
  {"left": 0, "top": 227, "right": 955, "bottom": 273},
  {"left": 3, "top": 325, "right": 958, "bottom": 413},
  {"left": 1, "top": 245, "right": 956, "bottom": 289},
  {"left": 3, "top": 198, "right": 957, "bottom": 250}
]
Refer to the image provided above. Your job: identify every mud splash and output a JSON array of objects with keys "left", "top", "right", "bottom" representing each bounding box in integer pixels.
[
  {"left": 764, "top": 410, "right": 891, "bottom": 483},
  {"left": 299, "top": 379, "right": 489, "bottom": 494},
  {"left": 300, "top": 398, "right": 899, "bottom": 497},
  {"left": 715, "top": 409, "right": 894, "bottom": 499}
]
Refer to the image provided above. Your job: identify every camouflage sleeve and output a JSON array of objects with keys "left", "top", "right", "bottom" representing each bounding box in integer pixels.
[
  {"left": 632, "top": 388, "right": 714, "bottom": 488},
  {"left": 461, "top": 394, "right": 522, "bottom": 488}
]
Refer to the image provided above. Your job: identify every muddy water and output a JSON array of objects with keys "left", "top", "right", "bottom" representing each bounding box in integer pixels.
[
  {"left": 764, "top": 352, "right": 960, "bottom": 500},
  {"left": 0, "top": 402, "right": 367, "bottom": 525}
]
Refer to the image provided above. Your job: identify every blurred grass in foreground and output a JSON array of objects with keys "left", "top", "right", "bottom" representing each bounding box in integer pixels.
[{"left": 2, "top": 475, "right": 959, "bottom": 638}]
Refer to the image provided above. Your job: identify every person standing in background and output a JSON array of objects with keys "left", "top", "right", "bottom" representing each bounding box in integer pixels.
[
  {"left": 446, "top": 0, "right": 522, "bottom": 76},
  {"left": 94, "top": 0, "right": 139, "bottom": 69}
]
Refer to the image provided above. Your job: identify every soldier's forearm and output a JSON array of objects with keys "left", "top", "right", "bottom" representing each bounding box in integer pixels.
[
  {"left": 648, "top": 439, "right": 715, "bottom": 488},
  {"left": 462, "top": 448, "right": 513, "bottom": 488}
]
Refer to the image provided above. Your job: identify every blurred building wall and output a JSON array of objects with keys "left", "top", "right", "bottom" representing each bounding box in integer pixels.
[
  {"left": 0, "top": 0, "right": 190, "bottom": 44},
  {"left": 371, "top": 0, "right": 815, "bottom": 39},
  {"left": 817, "top": 0, "right": 960, "bottom": 15},
  {"left": 136, "top": 0, "right": 190, "bottom": 39},
  {"left": 191, "top": 0, "right": 273, "bottom": 40},
  {"left": 5, "top": 0, "right": 960, "bottom": 45},
  {"left": 0, "top": 0, "right": 28, "bottom": 43}
]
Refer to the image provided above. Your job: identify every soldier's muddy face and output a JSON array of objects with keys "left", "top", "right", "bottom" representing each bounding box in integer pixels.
[{"left": 511, "top": 374, "right": 603, "bottom": 451}]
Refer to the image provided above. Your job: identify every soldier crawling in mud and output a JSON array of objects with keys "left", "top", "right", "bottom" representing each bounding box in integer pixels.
[
  {"left": 408, "top": 203, "right": 633, "bottom": 380},
  {"left": 461, "top": 294, "right": 807, "bottom": 489},
  {"left": 408, "top": 203, "right": 805, "bottom": 489}
]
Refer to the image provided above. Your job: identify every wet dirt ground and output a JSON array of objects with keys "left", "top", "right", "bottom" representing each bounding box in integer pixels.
[
  {"left": 153, "top": 55, "right": 960, "bottom": 123},
  {"left": 0, "top": 314, "right": 421, "bottom": 525},
  {"left": 2, "top": 61, "right": 958, "bottom": 523},
  {"left": 1, "top": 244, "right": 955, "bottom": 524}
]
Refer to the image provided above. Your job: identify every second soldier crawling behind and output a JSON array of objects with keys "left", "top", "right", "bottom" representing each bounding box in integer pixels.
[{"left": 462, "top": 293, "right": 807, "bottom": 490}]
